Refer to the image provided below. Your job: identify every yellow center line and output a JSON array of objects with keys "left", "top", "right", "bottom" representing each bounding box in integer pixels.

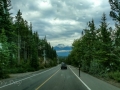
[{"left": 35, "top": 69, "right": 60, "bottom": 90}]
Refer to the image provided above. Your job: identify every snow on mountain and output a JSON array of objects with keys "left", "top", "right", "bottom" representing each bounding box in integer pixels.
[
  {"left": 53, "top": 44, "right": 72, "bottom": 56},
  {"left": 56, "top": 44, "right": 65, "bottom": 48},
  {"left": 54, "top": 44, "right": 72, "bottom": 50}
]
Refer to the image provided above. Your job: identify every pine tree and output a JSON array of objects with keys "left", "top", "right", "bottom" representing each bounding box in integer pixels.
[
  {"left": 0, "top": 29, "right": 10, "bottom": 78},
  {"left": 100, "top": 13, "right": 116, "bottom": 71},
  {"left": 109, "top": 0, "right": 120, "bottom": 23}
]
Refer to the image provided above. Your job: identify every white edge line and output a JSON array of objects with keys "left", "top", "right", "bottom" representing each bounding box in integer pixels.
[
  {"left": 69, "top": 66, "right": 91, "bottom": 90},
  {"left": 0, "top": 67, "right": 56, "bottom": 89}
]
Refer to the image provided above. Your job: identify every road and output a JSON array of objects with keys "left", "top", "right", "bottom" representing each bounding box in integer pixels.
[{"left": 0, "top": 65, "right": 120, "bottom": 90}]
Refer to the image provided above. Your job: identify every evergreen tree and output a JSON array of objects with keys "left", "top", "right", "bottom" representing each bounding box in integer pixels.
[
  {"left": 109, "top": 0, "right": 120, "bottom": 23},
  {"left": 99, "top": 13, "right": 111, "bottom": 66},
  {"left": 0, "top": 0, "right": 58, "bottom": 76},
  {"left": 0, "top": 29, "right": 10, "bottom": 78}
]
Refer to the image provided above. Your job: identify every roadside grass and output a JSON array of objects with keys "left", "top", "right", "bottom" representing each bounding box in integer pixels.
[
  {"left": 73, "top": 65, "right": 120, "bottom": 83},
  {"left": 106, "top": 71, "right": 120, "bottom": 83},
  {"left": 0, "top": 60, "right": 57, "bottom": 80},
  {"left": 91, "top": 71, "right": 120, "bottom": 83}
]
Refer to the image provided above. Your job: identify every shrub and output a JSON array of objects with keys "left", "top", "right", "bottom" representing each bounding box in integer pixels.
[{"left": 108, "top": 71, "right": 120, "bottom": 82}]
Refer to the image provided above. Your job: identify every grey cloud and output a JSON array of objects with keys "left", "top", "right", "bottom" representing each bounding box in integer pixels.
[{"left": 10, "top": 0, "right": 113, "bottom": 46}]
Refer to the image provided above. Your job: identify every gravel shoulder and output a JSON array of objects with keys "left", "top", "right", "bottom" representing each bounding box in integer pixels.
[
  {"left": 9, "top": 72, "right": 34, "bottom": 78},
  {"left": 73, "top": 66, "right": 120, "bottom": 89},
  {"left": 97, "top": 76, "right": 120, "bottom": 88},
  {"left": 1, "top": 66, "right": 120, "bottom": 89},
  {"left": 0, "top": 67, "right": 51, "bottom": 82}
]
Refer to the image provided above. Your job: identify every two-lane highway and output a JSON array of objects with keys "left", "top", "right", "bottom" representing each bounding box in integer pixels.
[
  {"left": 36, "top": 66, "right": 88, "bottom": 90},
  {"left": 0, "top": 65, "right": 89, "bottom": 90}
]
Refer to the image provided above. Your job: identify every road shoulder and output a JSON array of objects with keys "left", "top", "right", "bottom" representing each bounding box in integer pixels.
[
  {"left": 69, "top": 65, "right": 120, "bottom": 90},
  {"left": 0, "top": 67, "right": 53, "bottom": 85}
]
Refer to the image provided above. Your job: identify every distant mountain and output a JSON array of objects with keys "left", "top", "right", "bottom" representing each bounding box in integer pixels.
[
  {"left": 54, "top": 44, "right": 72, "bottom": 56},
  {"left": 54, "top": 44, "right": 72, "bottom": 51},
  {"left": 56, "top": 44, "right": 65, "bottom": 48}
]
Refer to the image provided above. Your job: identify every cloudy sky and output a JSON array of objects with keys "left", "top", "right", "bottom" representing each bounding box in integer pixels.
[{"left": 10, "top": 0, "right": 114, "bottom": 47}]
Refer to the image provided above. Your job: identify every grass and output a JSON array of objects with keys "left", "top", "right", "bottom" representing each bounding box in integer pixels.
[{"left": 107, "top": 71, "right": 120, "bottom": 82}]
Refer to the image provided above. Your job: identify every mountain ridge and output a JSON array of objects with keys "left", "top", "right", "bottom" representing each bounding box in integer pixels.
[{"left": 53, "top": 44, "right": 72, "bottom": 56}]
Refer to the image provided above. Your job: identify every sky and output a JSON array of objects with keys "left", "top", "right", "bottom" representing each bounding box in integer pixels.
[{"left": 10, "top": 0, "right": 114, "bottom": 47}]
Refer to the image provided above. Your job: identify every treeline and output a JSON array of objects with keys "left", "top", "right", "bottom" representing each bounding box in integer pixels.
[
  {"left": 67, "top": 0, "right": 120, "bottom": 82},
  {"left": 0, "top": 0, "right": 57, "bottom": 79}
]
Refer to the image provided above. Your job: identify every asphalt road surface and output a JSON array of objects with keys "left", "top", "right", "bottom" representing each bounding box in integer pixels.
[{"left": 0, "top": 65, "right": 120, "bottom": 90}]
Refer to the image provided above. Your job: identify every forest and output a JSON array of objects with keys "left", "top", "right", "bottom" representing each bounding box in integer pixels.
[
  {"left": 0, "top": 0, "right": 57, "bottom": 79},
  {"left": 66, "top": 0, "right": 120, "bottom": 82},
  {"left": 1, "top": 0, "right": 120, "bottom": 83}
]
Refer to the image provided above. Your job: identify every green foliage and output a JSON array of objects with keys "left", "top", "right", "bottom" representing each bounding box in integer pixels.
[
  {"left": 107, "top": 71, "right": 120, "bottom": 82},
  {"left": 0, "top": 0, "right": 57, "bottom": 79},
  {"left": 0, "top": 29, "right": 10, "bottom": 78},
  {"left": 67, "top": 13, "right": 120, "bottom": 83},
  {"left": 109, "top": 0, "right": 120, "bottom": 23}
]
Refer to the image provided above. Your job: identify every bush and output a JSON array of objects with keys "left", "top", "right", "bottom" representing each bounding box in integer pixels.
[
  {"left": 8, "top": 67, "right": 26, "bottom": 73},
  {"left": 108, "top": 71, "right": 120, "bottom": 82},
  {"left": 0, "top": 68, "right": 10, "bottom": 79},
  {"left": 8, "top": 68, "right": 18, "bottom": 73},
  {"left": 27, "top": 67, "right": 35, "bottom": 72},
  {"left": 39, "top": 65, "right": 45, "bottom": 69},
  {"left": 17, "top": 67, "right": 26, "bottom": 73}
]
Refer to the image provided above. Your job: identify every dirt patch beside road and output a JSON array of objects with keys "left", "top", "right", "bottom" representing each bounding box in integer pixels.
[
  {"left": 97, "top": 77, "right": 120, "bottom": 88},
  {"left": 9, "top": 72, "right": 34, "bottom": 78}
]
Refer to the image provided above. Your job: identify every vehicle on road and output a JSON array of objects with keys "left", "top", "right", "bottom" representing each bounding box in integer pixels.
[{"left": 61, "top": 62, "right": 67, "bottom": 69}]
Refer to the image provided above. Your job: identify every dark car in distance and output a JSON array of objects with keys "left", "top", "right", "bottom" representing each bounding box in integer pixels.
[{"left": 61, "top": 62, "right": 67, "bottom": 69}]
